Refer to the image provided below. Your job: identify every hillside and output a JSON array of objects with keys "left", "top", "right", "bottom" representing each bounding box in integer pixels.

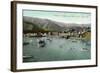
[{"left": 23, "top": 16, "right": 91, "bottom": 33}]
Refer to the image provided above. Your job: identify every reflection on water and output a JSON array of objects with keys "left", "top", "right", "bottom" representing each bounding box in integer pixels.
[{"left": 23, "top": 36, "right": 91, "bottom": 62}]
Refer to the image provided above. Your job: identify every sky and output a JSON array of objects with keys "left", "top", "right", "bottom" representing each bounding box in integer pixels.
[{"left": 23, "top": 10, "right": 91, "bottom": 24}]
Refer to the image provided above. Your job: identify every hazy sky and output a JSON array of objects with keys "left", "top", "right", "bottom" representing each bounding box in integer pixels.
[{"left": 23, "top": 10, "right": 91, "bottom": 24}]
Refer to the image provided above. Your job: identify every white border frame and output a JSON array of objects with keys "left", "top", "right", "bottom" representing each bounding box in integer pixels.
[{"left": 15, "top": 3, "right": 97, "bottom": 70}]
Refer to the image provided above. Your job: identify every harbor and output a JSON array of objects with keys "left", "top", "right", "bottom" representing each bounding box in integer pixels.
[{"left": 23, "top": 35, "right": 91, "bottom": 62}]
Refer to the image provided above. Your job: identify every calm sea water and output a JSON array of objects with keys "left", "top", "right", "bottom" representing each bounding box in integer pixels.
[{"left": 23, "top": 37, "right": 91, "bottom": 62}]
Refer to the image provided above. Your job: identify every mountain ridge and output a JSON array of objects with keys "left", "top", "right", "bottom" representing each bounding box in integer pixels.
[{"left": 23, "top": 16, "right": 90, "bottom": 32}]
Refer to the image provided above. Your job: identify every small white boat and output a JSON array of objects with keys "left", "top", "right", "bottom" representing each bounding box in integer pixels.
[{"left": 23, "top": 56, "right": 33, "bottom": 59}]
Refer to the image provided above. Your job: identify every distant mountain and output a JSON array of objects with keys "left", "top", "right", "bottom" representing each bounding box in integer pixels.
[{"left": 23, "top": 16, "right": 90, "bottom": 32}]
